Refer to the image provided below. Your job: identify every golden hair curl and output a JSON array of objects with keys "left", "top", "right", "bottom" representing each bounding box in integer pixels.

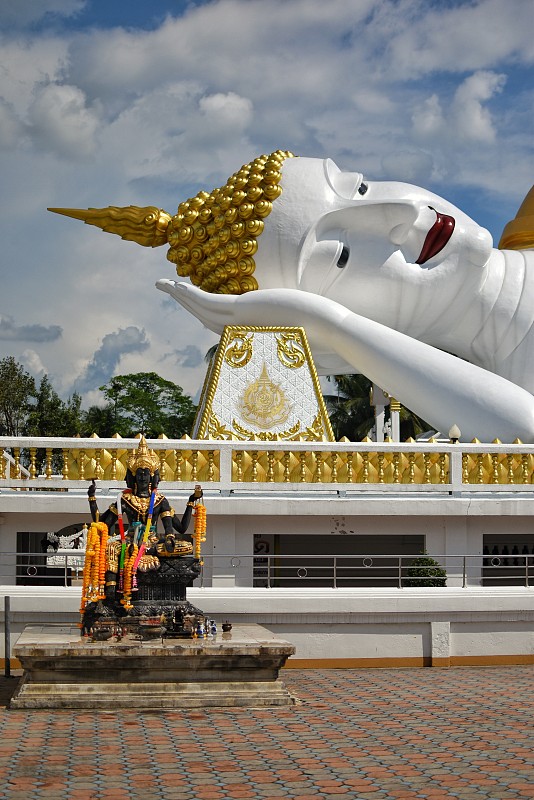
[{"left": 166, "top": 150, "right": 295, "bottom": 294}]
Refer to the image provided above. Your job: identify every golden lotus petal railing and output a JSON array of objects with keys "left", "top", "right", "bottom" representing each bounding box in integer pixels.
[{"left": 2, "top": 436, "right": 534, "bottom": 489}]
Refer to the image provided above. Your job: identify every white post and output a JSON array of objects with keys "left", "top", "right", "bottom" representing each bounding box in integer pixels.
[
  {"left": 390, "top": 397, "right": 401, "bottom": 442},
  {"left": 371, "top": 384, "right": 390, "bottom": 443}
]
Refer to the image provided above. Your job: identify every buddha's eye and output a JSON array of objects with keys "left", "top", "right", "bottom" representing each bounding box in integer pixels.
[
  {"left": 358, "top": 181, "right": 368, "bottom": 196},
  {"left": 337, "top": 245, "right": 350, "bottom": 268}
]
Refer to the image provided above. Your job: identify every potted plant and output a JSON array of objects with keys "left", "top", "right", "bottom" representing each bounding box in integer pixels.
[{"left": 404, "top": 554, "right": 447, "bottom": 587}]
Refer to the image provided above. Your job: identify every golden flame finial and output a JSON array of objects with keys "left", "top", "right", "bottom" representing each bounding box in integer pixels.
[{"left": 48, "top": 205, "right": 171, "bottom": 248}]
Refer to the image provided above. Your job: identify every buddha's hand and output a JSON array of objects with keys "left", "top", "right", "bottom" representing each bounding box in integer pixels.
[
  {"left": 156, "top": 280, "right": 346, "bottom": 352},
  {"left": 88, "top": 479, "right": 96, "bottom": 499}
]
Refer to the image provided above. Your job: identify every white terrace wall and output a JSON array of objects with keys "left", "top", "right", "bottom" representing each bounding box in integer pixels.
[
  {"left": 1, "top": 491, "right": 534, "bottom": 667},
  {"left": 1, "top": 586, "right": 534, "bottom": 668},
  {"left": 1, "top": 437, "right": 534, "bottom": 666}
]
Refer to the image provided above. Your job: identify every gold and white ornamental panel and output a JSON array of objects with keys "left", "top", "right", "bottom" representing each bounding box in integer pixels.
[{"left": 193, "top": 326, "right": 334, "bottom": 441}]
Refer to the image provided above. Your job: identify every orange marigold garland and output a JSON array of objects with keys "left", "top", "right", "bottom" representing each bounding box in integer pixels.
[
  {"left": 98, "top": 524, "right": 109, "bottom": 598},
  {"left": 193, "top": 502, "right": 207, "bottom": 560},
  {"left": 80, "top": 521, "right": 109, "bottom": 621}
]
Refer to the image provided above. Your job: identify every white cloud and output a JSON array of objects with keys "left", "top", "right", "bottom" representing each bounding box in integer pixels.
[
  {"left": 381, "top": 151, "right": 434, "bottom": 183},
  {"left": 411, "top": 71, "right": 506, "bottom": 151},
  {"left": 20, "top": 349, "right": 46, "bottom": 379},
  {"left": 74, "top": 326, "right": 150, "bottom": 393},
  {"left": 384, "top": 0, "right": 534, "bottom": 78},
  {"left": 351, "top": 89, "right": 394, "bottom": 116},
  {"left": 199, "top": 92, "right": 253, "bottom": 134},
  {"left": 412, "top": 94, "right": 444, "bottom": 139},
  {"left": 66, "top": 0, "right": 377, "bottom": 106},
  {"left": 96, "top": 83, "right": 254, "bottom": 190},
  {"left": 0, "top": 0, "right": 532, "bottom": 407},
  {"left": 28, "top": 83, "right": 100, "bottom": 159},
  {"left": 0, "top": 0, "right": 86, "bottom": 28},
  {"left": 452, "top": 71, "right": 506, "bottom": 143},
  {"left": 0, "top": 37, "right": 70, "bottom": 116},
  {"left": 0, "top": 98, "right": 24, "bottom": 149}
]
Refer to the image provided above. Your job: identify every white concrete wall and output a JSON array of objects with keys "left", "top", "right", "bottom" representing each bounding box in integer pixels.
[
  {"left": 1, "top": 490, "right": 533, "bottom": 666},
  {"left": 1, "top": 586, "right": 533, "bottom": 666}
]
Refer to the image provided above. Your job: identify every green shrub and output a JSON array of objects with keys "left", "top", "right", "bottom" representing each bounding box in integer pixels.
[{"left": 404, "top": 554, "right": 447, "bottom": 587}]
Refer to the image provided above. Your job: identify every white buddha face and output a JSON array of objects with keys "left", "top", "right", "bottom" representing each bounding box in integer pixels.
[{"left": 253, "top": 157, "right": 493, "bottom": 336}]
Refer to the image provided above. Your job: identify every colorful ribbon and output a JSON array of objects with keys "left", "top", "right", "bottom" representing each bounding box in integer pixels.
[{"left": 131, "top": 489, "right": 156, "bottom": 580}]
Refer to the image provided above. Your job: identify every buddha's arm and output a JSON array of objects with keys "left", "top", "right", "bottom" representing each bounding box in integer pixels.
[{"left": 158, "top": 280, "right": 534, "bottom": 443}]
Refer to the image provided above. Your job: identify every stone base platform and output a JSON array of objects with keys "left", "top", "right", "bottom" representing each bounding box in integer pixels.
[{"left": 10, "top": 623, "right": 296, "bottom": 709}]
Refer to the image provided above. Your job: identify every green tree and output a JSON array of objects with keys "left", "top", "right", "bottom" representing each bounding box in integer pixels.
[
  {"left": 324, "top": 374, "right": 432, "bottom": 442},
  {"left": 25, "top": 377, "right": 82, "bottom": 474},
  {"left": 28, "top": 376, "right": 83, "bottom": 437},
  {"left": 99, "top": 373, "right": 197, "bottom": 438},
  {"left": 0, "top": 356, "right": 36, "bottom": 436},
  {"left": 398, "top": 405, "right": 432, "bottom": 441},
  {"left": 81, "top": 404, "right": 121, "bottom": 438},
  {"left": 63, "top": 392, "right": 83, "bottom": 435},
  {"left": 323, "top": 374, "right": 375, "bottom": 441}
]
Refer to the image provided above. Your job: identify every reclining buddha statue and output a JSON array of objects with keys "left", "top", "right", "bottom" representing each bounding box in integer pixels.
[{"left": 50, "top": 151, "right": 534, "bottom": 443}]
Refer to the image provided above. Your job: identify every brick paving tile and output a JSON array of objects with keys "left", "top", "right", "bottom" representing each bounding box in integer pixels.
[
  {"left": 1, "top": 666, "right": 533, "bottom": 800},
  {"left": 3, "top": 793, "right": 41, "bottom": 800},
  {"left": 283, "top": 781, "right": 316, "bottom": 789},
  {"left": 156, "top": 794, "right": 195, "bottom": 800}
]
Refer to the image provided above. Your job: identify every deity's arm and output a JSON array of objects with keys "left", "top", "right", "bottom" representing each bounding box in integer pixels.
[
  {"left": 87, "top": 481, "right": 119, "bottom": 528},
  {"left": 157, "top": 497, "right": 176, "bottom": 536},
  {"left": 158, "top": 281, "right": 534, "bottom": 443},
  {"left": 171, "top": 502, "right": 194, "bottom": 535},
  {"left": 98, "top": 504, "right": 119, "bottom": 529}
]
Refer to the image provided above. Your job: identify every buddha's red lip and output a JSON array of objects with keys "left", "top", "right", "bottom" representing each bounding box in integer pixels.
[{"left": 416, "top": 208, "right": 455, "bottom": 265}]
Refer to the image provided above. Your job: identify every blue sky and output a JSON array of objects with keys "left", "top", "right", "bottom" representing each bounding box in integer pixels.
[{"left": 0, "top": 0, "right": 533, "bottom": 406}]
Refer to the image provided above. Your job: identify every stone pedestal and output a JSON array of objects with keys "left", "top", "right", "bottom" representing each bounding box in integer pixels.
[{"left": 10, "top": 623, "right": 296, "bottom": 709}]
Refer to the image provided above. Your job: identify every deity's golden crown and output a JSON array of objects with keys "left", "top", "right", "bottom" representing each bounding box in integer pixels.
[
  {"left": 127, "top": 436, "right": 159, "bottom": 476},
  {"left": 48, "top": 150, "right": 296, "bottom": 296}
]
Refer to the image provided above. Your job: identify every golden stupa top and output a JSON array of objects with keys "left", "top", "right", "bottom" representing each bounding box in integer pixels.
[{"left": 499, "top": 184, "right": 534, "bottom": 250}]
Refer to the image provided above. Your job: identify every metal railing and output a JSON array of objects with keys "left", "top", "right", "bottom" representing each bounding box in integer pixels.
[
  {"left": 2, "top": 551, "right": 533, "bottom": 589},
  {"left": 0, "top": 550, "right": 84, "bottom": 589},
  {"left": 245, "top": 553, "right": 534, "bottom": 589},
  {"left": 2, "top": 436, "right": 534, "bottom": 495}
]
